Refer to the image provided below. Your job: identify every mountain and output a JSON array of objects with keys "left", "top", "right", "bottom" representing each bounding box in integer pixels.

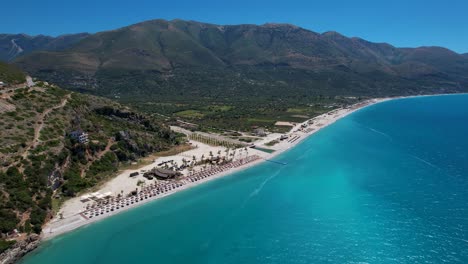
[
  {"left": 0, "top": 78, "right": 181, "bottom": 252},
  {"left": 14, "top": 19, "right": 468, "bottom": 101},
  {"left": 0, "top": 33, "right": 90, "bottom": 61}
]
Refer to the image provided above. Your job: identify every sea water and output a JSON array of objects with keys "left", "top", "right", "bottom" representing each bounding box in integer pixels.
[{"left": 22, "top": 94, "right": 468, "bottom": 263}]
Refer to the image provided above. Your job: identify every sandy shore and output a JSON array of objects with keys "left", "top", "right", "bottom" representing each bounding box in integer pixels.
[{"left": 42, "top": 97, "right": 392, "bottom": 239}]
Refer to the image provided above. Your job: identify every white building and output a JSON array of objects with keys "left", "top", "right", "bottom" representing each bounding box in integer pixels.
[{"left": 70, "top": 130, "right": 89, "bottom": 144}]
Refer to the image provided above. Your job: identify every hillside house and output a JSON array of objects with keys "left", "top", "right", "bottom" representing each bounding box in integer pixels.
[{"left": 70, "top": 130, "right": 89, "bottom": 144}]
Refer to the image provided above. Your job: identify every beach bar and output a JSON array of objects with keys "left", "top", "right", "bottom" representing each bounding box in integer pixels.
[{"left": 144, "top": 168, "right": 180, "bottom": 180}]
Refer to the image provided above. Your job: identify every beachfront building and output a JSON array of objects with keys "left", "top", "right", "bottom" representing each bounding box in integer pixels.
[
  {"left": 70, "top": 130, "right": 89, "bottom": 144},
  {"left": 144, "top": 168, "right": 180, "bottom": 180},
  {"left": 253, "top": 128, "right": 267, "bottom": 137}
]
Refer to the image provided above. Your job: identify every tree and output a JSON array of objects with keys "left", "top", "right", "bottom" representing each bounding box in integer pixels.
[{"left": 0, "top": 210, "right": 18, "bottom": 233}]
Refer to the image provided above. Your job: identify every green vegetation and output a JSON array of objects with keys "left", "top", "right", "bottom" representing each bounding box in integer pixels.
[
  {"left": 1, "top": 20, "right": 467, "bottom": 253},
  {"left": 88, "top": 152, "right": 118, "bottom": 176},
  {"left": 188, "top": 133, "right": 244, "bottom": 148},
  {"left": 142, "top": 91, "right": 345, "bottom": 132},
  {"left": 175, "top": 110, "right": 205, "bottom": 119},
  {"left": 0, "top": 82, "right": 183, "bottom": 249},
  {"left": 13, "top": 19, "right": 468, "bottom": 133},
  {"left": 0, "top": 61, "right": 25, "bottom": 84},
  {"left": 265, "top": 140, "right": 280, "bottom": 147},
  {"left": 0, "top": 239, "right": 15, "bottom": 254},
  {"left": 15, "top": 20, "right": 468, "bottom": 103},
  {"left": 0, "top": 209, "right": 19, "bottom": 233}
]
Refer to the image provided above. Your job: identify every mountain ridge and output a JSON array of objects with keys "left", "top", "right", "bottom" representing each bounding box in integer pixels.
[
  {"left": 0, "top": 33, "right": 90, "bottom": 61},
  {"left": 11, "top": 19, "right": 468, "bottom": 99}
]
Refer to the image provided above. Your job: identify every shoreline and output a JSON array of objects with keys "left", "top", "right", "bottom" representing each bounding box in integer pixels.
[
  {"left": 41, "top": 155, "right": 267, "bottom": 240},
  {"left": 40, "top": 93, "right": 447, "bottom": 240}
]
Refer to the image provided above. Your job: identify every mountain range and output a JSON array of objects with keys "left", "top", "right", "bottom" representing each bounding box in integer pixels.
[
  {"left": 6, "top": 19, "right": 468, "bottom": 100},
  {"left": 0, "top": 33, "right": 89, "bottom": 62}
]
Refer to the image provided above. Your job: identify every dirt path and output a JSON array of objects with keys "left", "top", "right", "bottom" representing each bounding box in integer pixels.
[
  {"left": 98, "top": 138, "right": 115, "bottom": 159},
  {"left": 80, "top": 138, "right": 115, "bottom": 177},
  {"left": 17, "top": 94, "right": 71, "bottom": 162},
  {"left": 30, "top": 94, "right": 71, "bottom": 151}
]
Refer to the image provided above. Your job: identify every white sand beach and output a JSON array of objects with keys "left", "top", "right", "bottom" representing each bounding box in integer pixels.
[{"left": 42, "top": 97, "right": 392, "bottom": 239}]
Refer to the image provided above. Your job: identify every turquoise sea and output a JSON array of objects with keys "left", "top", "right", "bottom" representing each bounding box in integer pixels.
[{"left": 22, "top": 94, "right": 468, "bottom": 264}]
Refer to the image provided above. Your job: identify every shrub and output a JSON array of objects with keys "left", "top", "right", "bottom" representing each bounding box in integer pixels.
[
  {"left": 0, "top": 239, "right": 15, "bottom": 254},
  {"left": 0, "top": 210, "right": 19, "bottom": 233}
]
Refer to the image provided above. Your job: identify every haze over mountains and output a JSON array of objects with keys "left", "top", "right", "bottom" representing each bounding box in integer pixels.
[
  {"left": 5, "top": 19, "right": 468, "bottom": 99},
  {"left": 0, "top": 33, "right": 89, "bottom": 61}
]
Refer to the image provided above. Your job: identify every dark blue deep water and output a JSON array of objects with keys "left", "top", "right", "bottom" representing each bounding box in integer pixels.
[{"left": 22, "top": 94, "right": 468, "bottom": 263}]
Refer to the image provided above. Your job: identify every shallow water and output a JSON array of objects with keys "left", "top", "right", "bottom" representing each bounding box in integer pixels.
[{"left": 22, "top": 94, "right": 468, "bottom": 263}]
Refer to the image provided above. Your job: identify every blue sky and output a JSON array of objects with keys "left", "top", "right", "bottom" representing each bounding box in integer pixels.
[{"left": 2, "top": 0, "right": 467, "bottom": 53}]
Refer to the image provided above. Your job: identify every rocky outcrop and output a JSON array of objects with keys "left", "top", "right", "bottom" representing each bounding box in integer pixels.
[{"left": 0, "top": 235, "right": 41, "bottom": 264}]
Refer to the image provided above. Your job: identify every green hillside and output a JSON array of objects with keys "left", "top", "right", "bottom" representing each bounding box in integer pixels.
[
  {"left": 0, "top": 81, "right": 183, "bottom": 252},
  {"left": 14, "top": 19, "right": 468, "bottom": 99},
  {"left": 12, "top": 19, "right": 468, "bottom": 131},
  {"left": 0, "top": 62, "right": 26, "bottom": 84}
]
